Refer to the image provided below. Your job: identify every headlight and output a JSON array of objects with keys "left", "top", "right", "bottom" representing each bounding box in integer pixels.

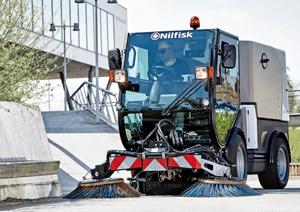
[
  {"left": 194, "top": 66, "right": 214, "bottom": 80},
  {"left": 201, "top": 98, "right": 210, "bottom": 107},
  {"left": 109, "top": 70, "right": 126, "bottom": 83},
  {"left": 195, "top": 67, "right": 208, "bottom": 80}
]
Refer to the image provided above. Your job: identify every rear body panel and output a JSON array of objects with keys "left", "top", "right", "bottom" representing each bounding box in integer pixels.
[{"left": 239, "top": 41, "right": 289, "bottom": 121}]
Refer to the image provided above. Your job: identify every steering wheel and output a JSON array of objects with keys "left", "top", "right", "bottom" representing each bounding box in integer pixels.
[{"left": 149, "top": 66, "right": 183, "bottom": 82}]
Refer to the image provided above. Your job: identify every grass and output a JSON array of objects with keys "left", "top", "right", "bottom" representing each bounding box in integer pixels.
[{"left": 289, "top": 128, "right": 300, "bottom": 163}]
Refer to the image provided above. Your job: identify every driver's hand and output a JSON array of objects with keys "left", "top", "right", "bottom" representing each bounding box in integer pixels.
[
  {"left": 149, "top": 73, "right": 157, "bottom": 80},
  {"left": 153, "top": 65, "right": 168, "bottom": 74},
  {"left": 148, "top": 68, "right": 156, "bottom": 80},
  {"left": 149, "top": 65, "right": 183, "bottom": 82},
  {"left": 149, "top": 66, "right": 165, "bottom": 80}
]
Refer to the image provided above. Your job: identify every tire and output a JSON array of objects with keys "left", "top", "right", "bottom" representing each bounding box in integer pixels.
[
  {"left": 258, "top": 137, "right": 290, "bottom": 189},
  {"left": 226, "top": 135, "right": 247, "bottom": 180}
]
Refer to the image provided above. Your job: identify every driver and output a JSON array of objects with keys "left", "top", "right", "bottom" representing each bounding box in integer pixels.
[
  {"left": 148, "top": 41, "right": 190, "bottom": 103},
  {"left": 149, "top": 40, "right": 190, "bottom": 81}
]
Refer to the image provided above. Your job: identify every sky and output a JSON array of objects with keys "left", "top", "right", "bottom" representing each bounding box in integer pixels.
[{"left": 118, "top": 0, "right": 300, "bottom": 85}]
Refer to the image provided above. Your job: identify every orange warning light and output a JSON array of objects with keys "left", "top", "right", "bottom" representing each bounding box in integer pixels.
[{"left": 190, "top": 16, "right": 200, "bottom": 30}]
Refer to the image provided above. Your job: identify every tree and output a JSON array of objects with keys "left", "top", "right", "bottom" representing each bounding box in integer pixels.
[
  {"left": 288, "top": 77, "right": 296, "bottom": 113},
  {"left": 0, "top": 0, "right": 60, "bottom": 105},
  {"left": 286, "top": 66, "right": 298, "bottom": 114}
]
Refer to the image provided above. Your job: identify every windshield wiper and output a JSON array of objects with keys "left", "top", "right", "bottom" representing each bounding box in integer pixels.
[{"left": 162, "top": 80, "right": 207, "bottom": 116}]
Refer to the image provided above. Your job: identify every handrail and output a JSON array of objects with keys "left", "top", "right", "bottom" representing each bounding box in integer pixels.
[
  {"left": 70, "top": 81, "right": 117, "bottom": 99},
  {"left": 290, "top": 163, "right": 300, "bottom": 176},
  {"left": 70, "top": 81, "right": 119, "bottom": 131}
]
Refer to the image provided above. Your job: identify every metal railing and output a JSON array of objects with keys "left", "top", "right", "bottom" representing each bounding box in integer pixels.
[
  {"left": 290, "top": 163, "right": 300, "bottom": 176},
  {"left": 70, "top": 81, "right": 118, "bottom": 130}
]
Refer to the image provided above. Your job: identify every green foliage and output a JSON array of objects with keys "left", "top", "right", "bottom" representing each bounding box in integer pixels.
[
  {"left": 288, "top": 77, "right": 296, "bottom": 113},
  {"left": 0, "top": 0, "right": 59, "bottom": 105},
  {"left": 215, "top": 111, "right": 236, "bottom": 144},
  {"left": 289, "top": 128, "right": 300, "bottom": 163}
]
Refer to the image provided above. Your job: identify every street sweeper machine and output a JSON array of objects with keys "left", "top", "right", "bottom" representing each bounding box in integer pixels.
[{"left": 65, "top": 17, "right": 290, "bottom": 198}]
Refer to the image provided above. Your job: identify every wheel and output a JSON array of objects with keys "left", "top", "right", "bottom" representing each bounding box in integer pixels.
[
  {"left": 258, "top": 137, "right": 290, "bottom": 189},
  {"left": 226, "top": 135, "right": 247, "bottom": 180}
]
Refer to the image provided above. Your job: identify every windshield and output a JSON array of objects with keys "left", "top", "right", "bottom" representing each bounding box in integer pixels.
[{"left": 124, "top": 30, "right": 214, "bottom": 111}]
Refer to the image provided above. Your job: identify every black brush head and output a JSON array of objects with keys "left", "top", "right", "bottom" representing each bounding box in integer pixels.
[{"left": 64, "top": 179, "right": 141, "bottom": 199}]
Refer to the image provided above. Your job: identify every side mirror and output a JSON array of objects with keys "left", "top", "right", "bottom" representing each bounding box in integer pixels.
[
  {"left": 108, "top": 49, "right": 122, "bottom": 70},
  {"left": 222, "top": 44, "right": 236, "bottom": 69}
]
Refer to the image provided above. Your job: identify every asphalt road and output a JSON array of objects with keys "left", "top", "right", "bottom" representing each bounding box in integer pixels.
[{"left": 1, "top": 176, "right": 299, "bottom": 212}]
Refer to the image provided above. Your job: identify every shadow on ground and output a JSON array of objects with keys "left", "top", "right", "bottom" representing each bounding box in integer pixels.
[{"left": 257, "top": 187, "right": 300, "bottom": 194}]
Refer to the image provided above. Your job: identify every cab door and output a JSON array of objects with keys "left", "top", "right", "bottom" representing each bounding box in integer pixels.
[{"left": 214, "top": 32, "right": 240, "bottom": 147}]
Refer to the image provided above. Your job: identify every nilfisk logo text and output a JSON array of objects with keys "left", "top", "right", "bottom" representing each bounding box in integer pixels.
[{"left": 151, "top": 32, "right": 193, "bottom": 40}]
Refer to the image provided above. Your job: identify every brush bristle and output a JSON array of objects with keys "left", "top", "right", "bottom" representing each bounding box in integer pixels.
[
  {"left": 64, "top": 179, "right": 141, "bottom": 199},
  {"left": 181, "top": 180, "right": 259, "bottom": 197}
]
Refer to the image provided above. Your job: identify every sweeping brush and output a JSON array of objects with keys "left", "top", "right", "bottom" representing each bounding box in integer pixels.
[
  {"left": 181, "top": 179, "right": 259, "bottom": 197},
  {"left": 64, "top": 178, "right": 141, "bottom": 199}
]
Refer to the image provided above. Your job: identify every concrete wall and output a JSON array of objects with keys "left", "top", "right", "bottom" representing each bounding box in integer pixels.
[
  {"left": 0, "top": 102, "right": 61, "bottom": 201},
  {"left": 0, "top": 102, "right": 52, "bottom": 161}
]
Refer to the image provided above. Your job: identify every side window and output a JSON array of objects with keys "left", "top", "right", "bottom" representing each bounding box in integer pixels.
[
  {"left": 217, "top": 39, "right": 239, "bottom": 109},
  {"left": 219, "top": 41, "right": 239, "bottom": 106},
  {"left": 215, "top": 34, "right": 239, "bottom": 146},
  {"left": 127, "top": 47, "right": 149, "bottom": 80}
]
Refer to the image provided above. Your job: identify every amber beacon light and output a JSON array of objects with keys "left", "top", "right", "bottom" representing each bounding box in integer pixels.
[{"left": 190, "top": 16, "right": 200, "bottom": 30}]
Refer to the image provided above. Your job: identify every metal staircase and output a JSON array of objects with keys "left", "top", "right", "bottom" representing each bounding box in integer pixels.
[{"left": 69, "top": 81, "right": 118, "bottom": 131}]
